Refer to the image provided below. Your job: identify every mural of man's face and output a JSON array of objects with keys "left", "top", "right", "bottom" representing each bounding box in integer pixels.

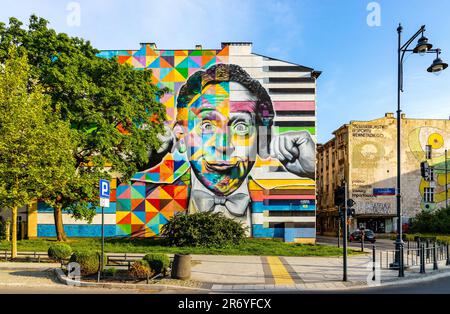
[{"left": 180, "top": 82, "right": 258, "bottom": 196}]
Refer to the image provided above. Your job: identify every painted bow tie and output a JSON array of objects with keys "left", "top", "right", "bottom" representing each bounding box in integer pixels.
[{"left": 191, "top": 190, "right": 250, "bottom": 217}]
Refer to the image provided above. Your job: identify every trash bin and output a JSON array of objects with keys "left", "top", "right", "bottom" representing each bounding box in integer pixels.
[{"left": 171, "top": 254, "right": 191, "bottom": 280}]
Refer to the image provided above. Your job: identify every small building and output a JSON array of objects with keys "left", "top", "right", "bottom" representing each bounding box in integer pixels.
[{"left": 317, "top": 113, "right": 450, "bottom": 235}]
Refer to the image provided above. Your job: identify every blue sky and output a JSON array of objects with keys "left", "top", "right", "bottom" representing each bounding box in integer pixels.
[{"left": 1, "top": 0, "right": 449, "bottom": 143}]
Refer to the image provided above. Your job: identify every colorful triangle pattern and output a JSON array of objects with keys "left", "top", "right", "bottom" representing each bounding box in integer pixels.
[
  {"left": 116, "top": 179, "right": 189, "bottom": 238},
  {"left": 98, "top": 44, "right": 230, "bottom": 238},
  {"left": 100, "top": 44, "right": 229, "bottom": 122}
]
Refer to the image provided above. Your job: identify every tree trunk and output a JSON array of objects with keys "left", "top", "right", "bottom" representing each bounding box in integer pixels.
[
  {"left": 54, "top": 204, "right": 67, "bottom": 242},
  {"left": 5, "top": 220, "right": 11, "bottom": 242},
  {"left": 11, "top": 206, "right": 17, "bottom": 259}
]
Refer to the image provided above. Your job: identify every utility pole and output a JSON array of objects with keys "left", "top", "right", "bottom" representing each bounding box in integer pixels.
[
  {"left": 338, "top": 217, "right": 341, "bottom": 248},
  {"left": 343, "top": 181, "right": 348, "bottom": 282}
]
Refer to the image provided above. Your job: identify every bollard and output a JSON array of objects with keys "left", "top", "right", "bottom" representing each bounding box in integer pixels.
[
  {"left": 420, "top": 244, "right": 426, "bottom": 274},
  {"left": 433, "top": 244, "right": 439, "bottom": 270},
  {"left": 361, "top": 232, "right": 365, "bottom": 252},
  {"left": 372, "top": 245, "right": 376, "bottom": 281},
  {"left": 399, "top": 245, "right": 405, "bottom": 277},
  {"left": 171, "top": 254, "right": 191, "bottom": 280},
  {"left": 446, "top": 243, "right": 450, "bottom": 266}
]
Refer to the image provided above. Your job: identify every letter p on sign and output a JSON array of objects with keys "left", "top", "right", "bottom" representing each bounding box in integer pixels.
[{"left": 100, "top": 179, "right": 110, "bottom": 198}]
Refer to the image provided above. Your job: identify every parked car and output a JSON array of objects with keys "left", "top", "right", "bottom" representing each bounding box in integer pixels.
[{"left": 349, "top": 229, "right": 376, "bottom": 243}]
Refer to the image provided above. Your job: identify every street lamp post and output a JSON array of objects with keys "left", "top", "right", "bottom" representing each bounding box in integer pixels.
[
  {"left": 446, "top": 149, "right": 448, "bottom": 209},
  {"left": 394, "top": 24, "right": 447, "bottom": 277}
]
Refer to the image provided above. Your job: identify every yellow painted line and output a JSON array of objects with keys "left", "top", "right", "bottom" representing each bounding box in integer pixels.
[{"left": 266, "top": 256, "right": 295, "bottom": 285}]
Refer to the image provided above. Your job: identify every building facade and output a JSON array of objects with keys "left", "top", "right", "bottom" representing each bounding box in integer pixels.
[
  {"left": 23, "top": 42, "right": 320, "bottom": 243},
  {"left": 317, "top": 113, "right": 450, "bottom": 235}
]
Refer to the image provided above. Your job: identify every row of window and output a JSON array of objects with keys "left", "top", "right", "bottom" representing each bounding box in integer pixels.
[
  {"left": 424, "top": 187, "right": 435, "bottom": 203},
  {"left": 424, "top": 145, "right": 435, "bottom": 203}
]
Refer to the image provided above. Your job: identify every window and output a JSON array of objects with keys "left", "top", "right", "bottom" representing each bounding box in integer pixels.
[
  {"left": 429, "top": 167, "right": 435, "bottom": 181},
  {"left": 424, "top": 187, "right": 435, "bottom": 203},
  {"left": 425, "top": 145, "right": 432, "bottom": 159}
]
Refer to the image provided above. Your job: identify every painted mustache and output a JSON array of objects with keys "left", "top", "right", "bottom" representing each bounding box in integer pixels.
[{"left": 204, "top": 159, "right": 243, "bottom": 173}]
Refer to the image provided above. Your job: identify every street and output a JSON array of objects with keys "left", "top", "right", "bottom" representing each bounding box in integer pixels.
[
  {"left": 1, "top": 275, "right": 450, "bottom": 294},
  {"left": 317, "top": 235, "right": 396, "bottom": 251}
]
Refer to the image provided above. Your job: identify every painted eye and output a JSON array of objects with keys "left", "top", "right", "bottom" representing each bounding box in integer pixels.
[
  {"left": 233, "top": 122, "right": 250, "bottom": 135},
  {"left": 201, "top": 121, "right": 215, "bottom": 133}
]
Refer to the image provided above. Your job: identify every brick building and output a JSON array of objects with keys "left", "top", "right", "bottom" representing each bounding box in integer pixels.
[{"left": 317, "top": 113, "right": 450, "bottom": 235}]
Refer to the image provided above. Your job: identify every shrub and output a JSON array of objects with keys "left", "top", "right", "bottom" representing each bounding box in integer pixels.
[
  {"left": 410, "top": 206, "right": 450, "bottom": 234},
  {"left": 103, "top": 267, "right": 118, "bottom": 277},
  {"left": 161, "top": 211, "right": 247, "bottom": 247},
  {"left": 129, "top": 260, "right": 151, "bottom": 279},
  {"left": 48, "top": 243, "right": 73, "bottom": 262},
  {"left": 143, "top": 253, "right": 170, "bottom": 274},
  {"left": 69, "top": 250, "right": 106, "bottom": 276}
]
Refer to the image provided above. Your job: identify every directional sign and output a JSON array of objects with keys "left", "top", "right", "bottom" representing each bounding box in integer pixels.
[
  {"left": 99, "top": 179, "right": 110, "bottom": 198},
  {"left": 373, "top": 188, "right": 395, "bottom": 196}
]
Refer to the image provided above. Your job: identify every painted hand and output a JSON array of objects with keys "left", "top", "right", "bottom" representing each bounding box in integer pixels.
[{"left": 270, "top": 131, "right": 315, "bottom": 179}]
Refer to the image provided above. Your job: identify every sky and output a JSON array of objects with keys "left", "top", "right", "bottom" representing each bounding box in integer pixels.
[{"left": 1, "top": 0, "right": 449, "bottom": 143}]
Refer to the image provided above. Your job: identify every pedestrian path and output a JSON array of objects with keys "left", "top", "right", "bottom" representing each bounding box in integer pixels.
[
  {"left": 189, "top": 254, "right": 450, "bottom": 291},
  {"left": 2, "top": 253, "right": 450, "bottom": 292}
]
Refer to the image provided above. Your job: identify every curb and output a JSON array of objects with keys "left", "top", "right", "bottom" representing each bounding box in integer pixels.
[
  {"left": 53, "top": 268, "right": 210, "bottom": 292},
  {"left": 357, "top": 269, "right": 450, "bottom": 290},
  {"left": 54, "top": 267, "right": 450, "bottom": 293}
]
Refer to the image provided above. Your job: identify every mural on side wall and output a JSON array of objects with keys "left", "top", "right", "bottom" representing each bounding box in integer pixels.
[
  {"left": 115, "top": 63, "right": 315, "bottom": 237},
  {"left": 34, "top": 44, "right": 318, "bottom": 240},
  {"left": 408, "top": 127, "right": 450, "bottom": 211}
]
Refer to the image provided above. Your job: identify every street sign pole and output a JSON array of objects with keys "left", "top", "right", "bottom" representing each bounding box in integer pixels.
[
  {"left": 97, "top": 205, "right": 104, "bottom": 283},
  {"left": 98, "top": 179, "right": 110, "bottom": 283},
  {"left": 343, "top": 181, "right": 348, "bottom": 282},
  {"left": 102, "top": 205, "right": 104, "bottom": 278},
  {"left": 337, "top": 214, "right": 341, "bottom": 249}
]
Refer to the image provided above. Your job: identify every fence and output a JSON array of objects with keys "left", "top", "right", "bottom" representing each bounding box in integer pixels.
[
  {"left": 0, "top": 250, "right": 49, "bottom": 262},
  {"left": 379, "top": 240, "right": 449, "bottom": 270},
  {"left": 0, "top": 250, "right": 172, "bottom": 270}
]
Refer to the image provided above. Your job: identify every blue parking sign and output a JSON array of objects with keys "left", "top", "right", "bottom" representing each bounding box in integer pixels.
[{"left": 99, "top": 179, "right": 110, "bottom": 198}]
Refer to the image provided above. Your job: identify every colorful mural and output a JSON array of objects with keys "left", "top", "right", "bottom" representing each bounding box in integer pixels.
[
  {"left": 33, "top": 43, "right": 318, "bottom": 242},
  {"left": 408, "top": 126, "right": 450, "bottom": 211}
]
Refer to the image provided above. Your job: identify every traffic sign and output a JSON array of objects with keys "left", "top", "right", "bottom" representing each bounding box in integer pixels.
[
  {"left": 347, "top": 198, "right": 356, "bottom": 208},
  {"left": 99, "top": 179, "right": 110, "bottom": 198},
  {"left": 99, "top": 198, "right": 110, "bottom": 208}
]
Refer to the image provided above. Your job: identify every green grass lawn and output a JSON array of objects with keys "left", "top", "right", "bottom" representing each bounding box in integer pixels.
[{"left": 0, "top": 238, "right": 361, "bottom": 257}]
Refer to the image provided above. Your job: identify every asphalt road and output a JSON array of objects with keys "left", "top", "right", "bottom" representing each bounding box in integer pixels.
[
  {"left": 317, "top": 235, "right": 396, "bottom": 251},
  {"left": 0, "top": 285, "right": 207, "bottom": 294},
  {"left": 2, "top": 275, "right": 450, "bottom": 294}
]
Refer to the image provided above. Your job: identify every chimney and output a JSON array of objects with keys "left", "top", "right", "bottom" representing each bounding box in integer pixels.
[
  {"left": 195, "top": 44, "right": 202, "bottom": 50},
  {"left": 385, "top": 113, "right": 394, "bottom": 118},
  {"left": 140, "top": 42, "right": 157, "bottom": 50},
  {"left": 221, "top": 42, "right": 253, "bottom": 54},
  {"left": 401, "top": 113, "right": 406, "bottom": 119}
]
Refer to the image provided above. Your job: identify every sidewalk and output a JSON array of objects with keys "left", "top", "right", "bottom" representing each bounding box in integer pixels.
[{"left": 188, "top": 254, "right": 450, "bottom": 291}]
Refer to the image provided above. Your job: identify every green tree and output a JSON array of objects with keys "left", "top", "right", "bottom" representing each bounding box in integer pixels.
[
  {"left": 0, "top": 48, "right": 76, "bottom": 257},
  {"left": 410, "top": 206, "right": 450, "bottom": 234},
  {"left": 0, "top": 16, "right": 166, "bottom": 241}
]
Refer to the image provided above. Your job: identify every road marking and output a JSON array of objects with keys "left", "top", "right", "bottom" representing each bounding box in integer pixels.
[
  {"left": 260, "top": 256, "right": 275, "bottom": 284},
  {"left": 266, "top": 256, "right": 295, "bottom": 285},
  {"left": 279, "top": 257, "right": 304, "bottom": 284}
]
